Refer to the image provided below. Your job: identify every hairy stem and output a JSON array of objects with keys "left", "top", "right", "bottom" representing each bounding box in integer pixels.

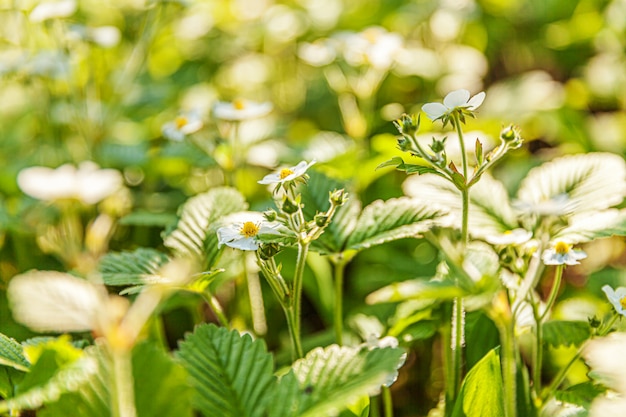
[
  {"left": 333, "top": 256, "right": 347, "bottom": 345},
  {"left": 291, "top": 241, "right": 310, "bottom": 359}
]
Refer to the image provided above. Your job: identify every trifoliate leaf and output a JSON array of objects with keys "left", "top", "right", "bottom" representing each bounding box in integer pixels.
[
  {"left": 99, "top": 248, "right": 171, "bottom": 287},
  {"left": 163, "top": 187, "right": 247, "bottom": 268},
  {"left": 176, "top": 324, "right": 274, "bottom": 417},
  {"left": 516, "top": 153, "right": 626, "bottom": 215},
  {"left": 346, "top": 197, "right": 450, "bottom": 251},
  {"left": 269, "top": 345, "right": 406, "bottom": 417},
  {"left": 543, "top": 321, "right": 591, "bottom": 347}
]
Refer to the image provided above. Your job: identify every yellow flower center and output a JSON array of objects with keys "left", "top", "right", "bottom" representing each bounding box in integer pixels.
[
  {"left": 233, "top": 99, "right": 246, "bottom": 110},
  {"left": 504, "top": 230, "right": 513, "bottom": 235},
  {"left": 554, "top": 241, "right": 570, "bottom": 255},
  {"left": 240, "top": 222, "right": 260, "bottom": 238},
  {"left": 279, "top": 168, "right": 294, "bottom": 180},
  {"left": 363, "top": 28, "right": 379, "bottom": 43},
  {"left": 175, "top": 116, "right": 188, "bottom": 129},
  {"left": 620, "top": 297, "right": 626, "bottom": 310}
]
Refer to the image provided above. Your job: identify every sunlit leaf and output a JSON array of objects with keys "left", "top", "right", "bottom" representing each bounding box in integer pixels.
[
  {"left": 163, "top": 187, "right": 247, "bottom": 268},
  {"left": 8, "top": 271, "right": 106, "bottom": 333},
  {"left": 268, "top": 345, "right": 406, "bottom": 417},
  {"left": 555, "top": 209, "right": 626, "bottom": 243},
  {"left": 366, "top": 279, "right": 466, "bottom": 304},
  {"left": 0, "top": 344, "right": 98, "bottom": 415},
  {"left": 403, "top": 173, "right": 518, "bottom": 239},
  {"left": 99, "top": 248, "right": 170, "bottom": 287},
  {"left": 543, "top": 321, "right": 591, "bottom": 347},
  {"left": 516, "top": 153, "right": 626, "bottom": 215},
  {"left": 176, "top": 324, "right": 274, "bottom": 417},
  {"left": 451, "top": 348, "right": 503, "bottom": 417},
  {"left": 555, "top": 382, "right": 605, "bottom": 409},
  {"left": 346, "top": 197, "right": 449, "bottom": 251}
]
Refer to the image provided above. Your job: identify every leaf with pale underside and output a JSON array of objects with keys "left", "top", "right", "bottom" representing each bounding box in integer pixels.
[
  {"left": 99, "top": 248, "right": 170, "bottom": 287},
  {"left": 163, "top": 187, "right": 247, "bottom": 268}
]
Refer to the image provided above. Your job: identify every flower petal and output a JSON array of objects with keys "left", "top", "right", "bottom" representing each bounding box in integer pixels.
[
  {"left": 422, "top": 102, "right": 448, "bottom": 121},
  {"left": 467, "top": 91, "right": 486, "bottom": 110},
  {"left": 443, "top": 89, "right": 470, "bottom": 108}
]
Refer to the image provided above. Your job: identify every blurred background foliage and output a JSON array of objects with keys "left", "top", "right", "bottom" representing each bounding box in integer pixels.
[{"left": 2, "top": 0, "right": 626, "bottom": 415}]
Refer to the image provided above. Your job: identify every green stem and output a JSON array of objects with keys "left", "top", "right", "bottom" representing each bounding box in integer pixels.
[
  {"left": 286, "top": 306, "right": 304, "bottom": 360},
  {"left": 452, "top": 298, "right": 463, "bottom": 398},
  {"left": 541, "top": 313, "right": 620, "bottom": 402},
  {"left": 112, "top": 349, "right": 137, "bottom": 417},
  {"left": 333, "top": 256, "right": 347, "bottom": 345},
  {"left": 382, "top": 386, "right": 394, "bottom": 417},
  {"left": 291, "top": 241, "right": 310, "bottom": 359},
  {"left": 370, "top": 395, "right": 381, "bottom": 417},
  {"left": 497, "top": 317, "right": 517, "bottom": 417},
  {"left": 534, "top": 264, "right": 564, "bottom": 399},
  {"left": 452, "top": 112, "right": 469, "bottom": 180},
  {"left": 201, "top": 292, "right": 229, "bottom": 327}
]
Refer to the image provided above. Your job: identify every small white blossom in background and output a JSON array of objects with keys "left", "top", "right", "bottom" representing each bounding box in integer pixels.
[
  {"left": 17, "top": 162, "right": 123, "bottom": 205},
  {"left": 213, "top": 99, "right": 273, "bottom": 122},
  {"left": 334, "top": 26, "right": 403, "bottom": 70},
  {"left": 297, "top": 39, "right": 336, "bottom": 67},
  {"left": 217, "top": 212, "right": 281, "bottom": 251},
  {"left": 485, "top": 229, "right": 533, "bottom": 246},
  {"left": 584, "top": 332, "right": 626, "bottom": 416},
  {"left": 541, "top": 241, "right": 587, "bottom": 266},
  {"left": 29, "top": 0, "right": 76, "bottom": 22},
  {"left": 161, "top": 111, "right": 203, "bottom": 141},
  {"left": 258, "top": 160, "right": 316, "bottom": 185},
  {"left": 422, "top": 89, "right": 486, "bottom": 121},
  {"left": 602, "top": 285, "right": 626, "bottom": 317}
]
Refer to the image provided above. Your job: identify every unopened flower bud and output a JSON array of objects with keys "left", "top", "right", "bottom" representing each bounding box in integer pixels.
[
  {"left": 500, "top": 125, "right": 522, "bottom": 148},
  {"left": 263, "top": 209, "right": 277, "bottom": 222},
  {"left": 393, "top": 113, "right": 419, "bottom": 135},
  {"left": 259, "top": 243, "right": 281, "bottom": 260},
  {"left": 314, "top": 214, "right": 329, "bottom": 227},
  {"left": 329, "top": 189, "right": 347, "bottom": 206},
  {"left": 281, "top": 196, "right": 300, "bottom": 214}
]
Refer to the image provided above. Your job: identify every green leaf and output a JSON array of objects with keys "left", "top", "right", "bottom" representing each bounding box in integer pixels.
[
  {"left": 555, "top": 209, "right": 626, "bottom": 243},
  {"left": 516, "top": 152, "right": 626, "bottom": 214},
  {"left": 40, "top": 341, "right": 193, "bottom": 417},
  {"left": 176, "top": 324, "right": 274, "bottom": 417},
  {"left": 543, "top": 321, "right": 591, "bottom": 347},
  {"left": 346, "top": 197, "right": 449, "bottom": 251},
  {"left": 0, "top": 333, "right": 29, "bottom": 372},
  {"left": 269, "top": 345, "right": 406, "bottom": 417},
  {"left": 162, "top": 187, "right": 247, "bottom": 269},
  {"left": 452, "top": 348, "right": 504, "bottom": 417},
  {"left": 366, "top": 278, "right": 466, "bottom": 304},
  {"left": 555, "top": 382, "right": 605, "bottom": 408},
  {"left": 119, "top": 211, "right": 178, "bottom": 227},
  {"left": 403, "top": 173, "right": 518, "bottom": 239},
  {"left": 300, "top": 171, "right": 360, "bottom": 254},
  {"left": 99, "top": 248, "right": 171, "bottom": 287},
  {"left": 0, "top": 344, "right": 98, "bottom": 414}
]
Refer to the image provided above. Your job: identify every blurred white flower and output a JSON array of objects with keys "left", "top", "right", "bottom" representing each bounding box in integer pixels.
[
  {"left": 584, "top": 332, "right": 626, "bottom": 416},
  {"left": 602, "top": 285, "right": 626, "bottom": 317},
  {"left": 485, "top": 229, "right": 533, "bottom": 246},
  {"left": 258, "top": 160, "right": 315, "bottom": 185},
  {"left": 297, "top": 39, "right": 336, "bottom": 67},
  {"left": 542, "top": 241, "right": 587, "bottom": 266},
  {"left": 217, "top": 212, "right": 280, "bottom": 251},
  {"left": 89, "top": 26, "right": 121, "bottom": 48},
  {"left": 213, "top": 99, "right": 273, "bottom": 121},
  {"left": 161, "top": 111, "right": 203, "bottom": 141},
  {"left": 26, "top": 51, "right": 70, "bottom": 79},
  {"left": 29, "top": 0, "right": 76, "bottom": 22},
  {"left": 422, "top": 89, "right": 485, "bottom": 121},
  {"left": 334, "top": 26, "right": 403, "bottom": 70},
  {"left": 18, "top": 162, "right": 123, "bottom": 204}
]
